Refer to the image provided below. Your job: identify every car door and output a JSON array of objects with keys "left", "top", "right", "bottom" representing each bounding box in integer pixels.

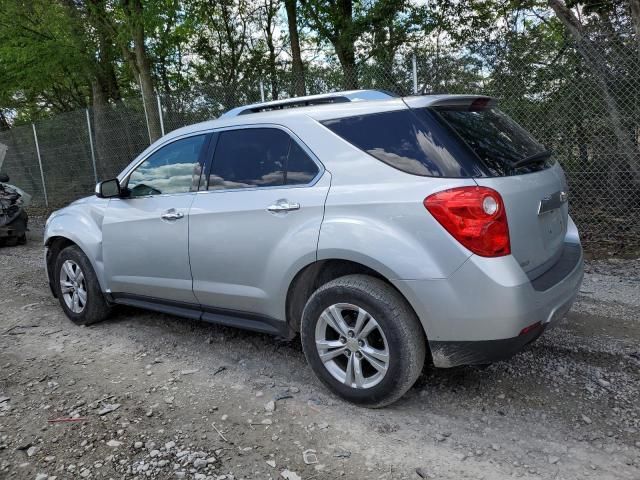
[
  {"left": 102, "top": 133, "right": 210, "bottom": 305},
  {"left": 188, "top": 125, "right": 330, "bottom": 325}
]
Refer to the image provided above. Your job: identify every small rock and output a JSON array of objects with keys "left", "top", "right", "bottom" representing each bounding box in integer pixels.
[
  {"left": 165, "top": 441, "right": 176, "bottom": 450},
  {"left": 35, "top": 474, "right": 48, "bottom": 480},
  {"left": 491, "top": 443, "right": 500, "bottom": 451},
  {"left": 317, "top": 422, "right": 329, "bottom": 429},
  {"left": 45, "top": 456, "right": 56, "bottom": 462},
  {"left": 261, "top": 419, "right": 273, "bottom": 425},
  {"left": 264, "top": 400, "right": 276, "bottom": 412},
  {"left": 106, "top": 440, "right": 122, "bottom": 447},
  {"left": 134, "top": 442, "right": 143, "bottom": 449},
  {"left": 98, "top": 403, "right": 121, "bottom": 416},
  {"left": 416, "top": 467, "right": 433, "bottom": 479},
  {"left": 333, "top": 449, "right": 351, "bottom": 458},
  {"left": 266, "top": 459, "right": 276, "bottom": 468},
  {"left": 549, "top": 456, "right": 560, "bottom": 464},
  {"left": 26, "top": 446, "right": 38, "bottom": 457},
  {"left": 180, "top": 368, "right": 199, "bottom": 375},
  {"left": 280, "top": 470, "right": 302, "bottom": 480},
  {"left": 193, "top": 458, "right": 208, "bottom": 469},
  {"left": 164, "top": 396, "right": 174, "bottom": 404},
  {"left": 150, "top": 449, "right": 160, "bottom": 457},
  {"left": 581, "top": 415, "right": 592, "bottom": 425}
]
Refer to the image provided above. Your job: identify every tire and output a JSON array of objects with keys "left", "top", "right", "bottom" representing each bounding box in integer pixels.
[
  {"left": 300, "top": 274, "right": 426, "bottom": 408},
  {"left": 54, "top": 245, "right": 111, "bottom": 325}
]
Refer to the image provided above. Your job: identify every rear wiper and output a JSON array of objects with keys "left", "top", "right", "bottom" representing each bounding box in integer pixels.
[{"left": 512, "top": 150, "right": 553, "bottom": 169}]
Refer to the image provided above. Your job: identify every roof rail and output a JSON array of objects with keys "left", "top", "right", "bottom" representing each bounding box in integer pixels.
[{"left": 220, "top": 89, "right": 397, "bottom": 118}]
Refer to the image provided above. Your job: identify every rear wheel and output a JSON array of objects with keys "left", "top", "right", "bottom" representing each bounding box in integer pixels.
[
  {"left": 301, "top": 274, "right": 426, "bottom": 408},
  {"left": 54, "top": 245, "right": 111, "bottom": 325}
]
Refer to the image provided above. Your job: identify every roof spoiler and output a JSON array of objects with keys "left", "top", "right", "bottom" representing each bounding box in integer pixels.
[
  {"left": 404, "top": 95, "right": 497, "bottom": 111},
  {"left": 220, "top": 89, "right": 397, "bottom": 118}
]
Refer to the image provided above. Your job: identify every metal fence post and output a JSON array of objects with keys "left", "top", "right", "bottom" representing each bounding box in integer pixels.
[
  {"left": 260, "top": 81, "right": 265, "bottom": 102},
  {"left": 412, "top": 54, "right": 418, "bottom": 94},
  {"left": 156, "top": 94, "right": 165, "bottom": 137},
  {"left": 138, "top": 76, "right": 152, "bottom": 144},
  {"left": 31, "top": 123, "right": 49, "bottom": 208},
  {"left": 85, "top": 109, "right": 98, "bottom": 184}
]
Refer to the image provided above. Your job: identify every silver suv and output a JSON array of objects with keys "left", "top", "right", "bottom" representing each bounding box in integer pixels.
[{"left": 45, "top": 90, "right": 584, "bottom": 407}]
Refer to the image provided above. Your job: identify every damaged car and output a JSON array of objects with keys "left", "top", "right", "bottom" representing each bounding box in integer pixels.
[
  {"left": 44, "top": 90, "right": 584, "bottom": 407},
  {"left": 0, "top": 173, "right": 30, "bottom": 246}
]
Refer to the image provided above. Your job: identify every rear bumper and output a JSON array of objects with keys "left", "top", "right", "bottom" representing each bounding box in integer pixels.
[{"left": 393, "top": 241, "right": 584, "bottom": 368}]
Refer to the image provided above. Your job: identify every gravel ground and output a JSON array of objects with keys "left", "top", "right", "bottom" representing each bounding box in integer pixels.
[{"left": 0, "top": 218, "right": 639, "bottom": 480}]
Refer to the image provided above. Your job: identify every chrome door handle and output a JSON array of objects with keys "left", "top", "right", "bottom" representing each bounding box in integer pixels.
[
  {"left": 161, "top": 209, "right": 184, "bottom": 221},
  {"left": 267, "top": 200, "right": 300, "bottom": 213}
]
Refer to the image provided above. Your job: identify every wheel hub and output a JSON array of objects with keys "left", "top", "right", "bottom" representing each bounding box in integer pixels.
[{"left": 346, "top": 337, "right": 359, "bottom": 352}]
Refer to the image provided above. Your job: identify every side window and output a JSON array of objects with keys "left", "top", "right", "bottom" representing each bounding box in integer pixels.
[
  {"left": 128, "top": 135, "right": 205, "bottom": 197},
  {"left": 208, "top": 128, "right": 288, "bottom": 190},
  {"left": 286, "top": 141, "right": 319, "bottom": 185}
]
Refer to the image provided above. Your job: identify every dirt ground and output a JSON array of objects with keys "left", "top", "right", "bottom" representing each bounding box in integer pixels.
[{"left": 1, "top": 218, "right": 639, "bottom": 480}]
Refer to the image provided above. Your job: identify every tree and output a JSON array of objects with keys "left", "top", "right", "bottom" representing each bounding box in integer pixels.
[
  {"left": 260, "top": 0, "right": 280, "bottom": 100},
  {"left": 284, "top": 0, "right": 306, "bottom": 96},
  {"left": 299, "top": 0, "right": 359, "bottom": 88},
  {"left": 548, "top": 0, "right": 640, "bottom": 185},
  {"left": 120, "top": 0, "right": 162, "bottom": 141},
  {"left": 0, "top": 0, "right": 92, "bottom": 120}
]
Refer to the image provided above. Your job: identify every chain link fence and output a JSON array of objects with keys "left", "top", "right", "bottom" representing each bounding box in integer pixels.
[{"left": 1, "top": 44, "right": 639, "bottom": 253}]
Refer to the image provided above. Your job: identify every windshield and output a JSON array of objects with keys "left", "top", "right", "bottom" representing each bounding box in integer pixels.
[{"left": 434, "top": 107, "right": 553, "bottom": 176}]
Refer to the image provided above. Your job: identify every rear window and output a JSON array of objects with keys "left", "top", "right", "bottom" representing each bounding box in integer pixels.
[
  {"left": 435, "top": 107, "right": 553, "bottom": 176},
  {"left": 322, "top": 105, "right": 552, "bottom": 177}
]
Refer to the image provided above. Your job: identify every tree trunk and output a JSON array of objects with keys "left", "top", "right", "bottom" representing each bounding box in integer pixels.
[
  {"left": 123, "top": 0, "right": 162, "bottom": 143},
  {"left": 336, "top": 46, "right": 358, "bottom": 89},
  {"left": 548, "top": 0, "right": 640, "bottom": 185},
  {"left": 264, "top": 0, "right": 279, "bottom": 101},
  {"left": 284, "top": 0, "right": 305, "bottom": 96}
]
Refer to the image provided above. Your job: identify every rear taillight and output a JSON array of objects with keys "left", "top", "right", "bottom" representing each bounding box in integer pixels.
[{"left": 424, "top": 186, "right": 511, "bottom": 257}]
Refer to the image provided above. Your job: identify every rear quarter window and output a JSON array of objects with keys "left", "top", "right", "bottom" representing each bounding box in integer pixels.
[{"left": 322, "top": 109, "right": 485, "bottom": 178}]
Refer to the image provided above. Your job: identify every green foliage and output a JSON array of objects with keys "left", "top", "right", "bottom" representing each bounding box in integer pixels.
[{"left": 0, "top": 0, "right": 92, "bottom": 121}]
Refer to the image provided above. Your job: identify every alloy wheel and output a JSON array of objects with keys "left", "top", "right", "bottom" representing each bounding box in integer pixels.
[
  {"left": 60, "top": 260, "right": 87, "bottom": 314},
  {"left": 314, "top": 303, "right": 390, "bottom": 389}
]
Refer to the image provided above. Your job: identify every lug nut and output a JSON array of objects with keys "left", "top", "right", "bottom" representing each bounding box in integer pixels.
[
  {"left": 339, "top": 336, "right": 346, "bottom": 344},
  {"left": 355, "top": 352, "right": 362, "bottom": 359},
  {"left": 358, "top": 340, "right": 364, "bottom": 347},
  {"left": 348, "top": 330, "right": 354, "bottom": 338}
]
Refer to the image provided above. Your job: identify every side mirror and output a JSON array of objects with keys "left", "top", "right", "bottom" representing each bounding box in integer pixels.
[
  {"left": 95, "top": 178, "right": 121, "bottom": 198},
  {"left": 0, "top": 173, "right": 9, "bottom": 183}
]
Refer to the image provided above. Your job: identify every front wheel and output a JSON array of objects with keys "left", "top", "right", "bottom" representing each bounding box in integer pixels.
[
  {"left": 54, "top": 245, "right": 111, "bottom": 325},
  {"left": 300, "top": 274, "right": 426, "bottom": 408}
]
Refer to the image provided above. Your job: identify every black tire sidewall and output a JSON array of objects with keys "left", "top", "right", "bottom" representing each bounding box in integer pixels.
[
  {"left": 301, "top": 280, "right": 419, "bottom": 406},
  {"left": 54, "top": 245, "right": 106, "bottom": 325}
]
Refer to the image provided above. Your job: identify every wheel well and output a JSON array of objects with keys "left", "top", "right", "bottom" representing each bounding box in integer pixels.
[
  {"left": 286, "top": 259, "right": 402, "bottom": 334},
  {"left": 45, "top": 236, "right": 77, "bottom": 291}
]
